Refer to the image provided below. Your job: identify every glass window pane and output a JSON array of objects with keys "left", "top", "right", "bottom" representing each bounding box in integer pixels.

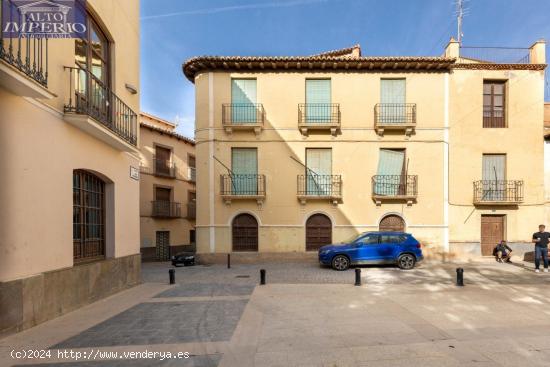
[
  {"left": 75, "top": 38, "right": 87, "bottom": 68},
  {"left": 483, "top": 95, "right": 491, "bottom": 107},
  {"left": 493, "top": 84, "right": 504, "bottom": 94},
  {"left": 483, "top": 83, "right": 492, "bottom": 94},
  {"left": 493, "top": 95, "right": 503, "bottom": 107}
]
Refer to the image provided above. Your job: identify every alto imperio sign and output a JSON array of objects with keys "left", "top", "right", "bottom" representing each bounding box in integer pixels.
[{"left": 2, "top": 0, "right": 87, "bottom": 38}]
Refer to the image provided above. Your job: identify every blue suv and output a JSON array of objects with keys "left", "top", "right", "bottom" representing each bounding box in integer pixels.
[{"left": 318, "top": 231, "right": 423, "bottom": 271}]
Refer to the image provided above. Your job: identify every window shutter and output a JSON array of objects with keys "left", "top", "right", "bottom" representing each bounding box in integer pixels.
[
  {"left": 231, "top": 79, "right": 257, "bottom": 123},
  {"left": 375, "top": 149, "right": 405, "bottom": 195},
  {"left": 482, "top": 154, "right": 506, "bottom": 200},
  {"left": 380, "top": 79, "right": 406, "bottom": 123},
  {"left": 231, "top": 148, "right": 258, "bottom": 194},
  {"left": 306, "top": 149, "right": 332, "bottom": 194},
  {"left": 306, "top": 79, "right": 331, "bottom": 123}
]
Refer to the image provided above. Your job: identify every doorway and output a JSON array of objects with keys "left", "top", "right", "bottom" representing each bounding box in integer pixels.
[
  {"left": 481, "top": 215, "right": 505, "bottom": 256},
  {"left": 156, "top": 231, "right": 170, "bottom": 261}
]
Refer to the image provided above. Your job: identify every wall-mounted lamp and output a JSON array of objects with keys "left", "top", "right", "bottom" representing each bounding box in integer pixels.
[{"left": 125, "top": 83, "right": 138, "bottom": 95}]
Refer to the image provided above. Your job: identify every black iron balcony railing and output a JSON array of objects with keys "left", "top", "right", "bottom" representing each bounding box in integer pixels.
[
  {"left": 298, "top": 103, "right": 340, "bottom": 125},
  {"left": 220, "top": 174, "right": 266, "bottom": 196},
  {"left": 473, "top": 180, "right": 524, "bottom": 204},
  {"left": 375, "top": 104, "right": 416, "bottom": 125},
  {"left": 297, "top": 175, "right": 342, "bottom": 197},
  {"left": 222, "top": 103, "right": 265, "bottom": 125},
  {"left": 460, "top": 46, "right": 530, "bottom": 64},
  {"left": 153, "top": 156, "right": 176, "bottom": 178},
  {"left": 0, "top": 0, "right": 48, "bottom": 86},
  {"left": 187, "top": 203, "right": 196, "bottom": 219},
  {"left": 151, "top": 201, "right": 181, "bottom": 218},
  {"left": 64, "top": 66, "right": 137, "bottom": 146},
  {"left": 372, "top": 175, "right": 418, "bottom": 197}
]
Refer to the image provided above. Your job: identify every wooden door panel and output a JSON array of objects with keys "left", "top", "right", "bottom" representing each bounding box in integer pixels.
[{"left": 481, "top": 216, "right": 504, "bottom": 256}]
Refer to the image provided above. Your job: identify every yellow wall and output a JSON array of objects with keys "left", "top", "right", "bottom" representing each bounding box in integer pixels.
[
  {"left": 139, "top": 124, "right": 196, "bottom": 249},
  {"left": 194, "top": 63, "right": 545, "bottom": 257},
  {"left": 0, "top": 0, "right": 140, "bottom": 281}
]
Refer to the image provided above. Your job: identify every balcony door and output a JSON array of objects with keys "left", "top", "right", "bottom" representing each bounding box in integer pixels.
[
  {"left": 155, "top": 187, "right": 172, "bottom": 217},
  {"left": 74, "top": 14, "right": 111, "bottom": 120},
  {"left": 155, "top": 146, "right": 172, "bottom": 176},
  {"left": 374, "top": 149, "right": 406, "bottom": 196},
  {"left": 231, "top": 79, "right": 257, "bottom": 123},
  {"left": 380, "top": 79, "right": 406, "bottom": 123},
  {"left": 306, "top": 79, "right": 331, "bottom": 123},
  {"left": 231, "top": 148, "right": 258, "bottom": 195},
  {"left": 482, "top": 154, "right": 506, "bottom": 200},
  {"left": 306, "top": 149, "right": 332, "bottom": 195}
]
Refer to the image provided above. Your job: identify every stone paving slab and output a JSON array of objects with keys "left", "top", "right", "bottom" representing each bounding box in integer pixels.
[
  {"left": 154, "top": 283, "right": 255, "bottom": 298},
  {"left": 52, "top": 300, "right": 248, "bottom": 348},
  {"left": 17, "top": 354, "right": 221, "bottom": 367}
]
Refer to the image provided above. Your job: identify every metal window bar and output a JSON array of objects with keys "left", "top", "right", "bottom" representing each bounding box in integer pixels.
[
  {"left": 459, "top": 47, "right": 531, "bottom": 64},
  {"left": 151, "top": 201, "right": 181, "bottom": 218},
  {"left": 0, "top": 0, "right": 49, "bottom": 86},
  {"left": 375, "top": 104, "right": 416, "bottom": 125},
  {"left": 371, "top": 175, "right": 418, "bottom": 197},
  {"left": 153, "top": 156, "right": 176, "bottom": 178},
  {"left": 220, "top": 174, "right": 266, "bottom": 196},
  {"left": 64, "top": 65, "right": 137, "bottom": 146},
  {"left": 297, "top": 175, "right": 342, "bottom": 197},
  {"left": 474, "top": 180, "right": 523, "bottom": 202},
  {"left": 222, "top": 103, "right": 265, "bottom": 125},
  {"left": 298, "top": 103, "right": 340, "bottom": 125}
]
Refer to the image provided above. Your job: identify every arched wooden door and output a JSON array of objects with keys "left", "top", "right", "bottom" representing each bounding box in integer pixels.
[
  {"left": 306, "top": 214, "right": 332, "bottom": 251},
  {"left": 379, "top": 214, "right": 405, "bottom": 232},
  {"left": 232, "top": 214, "right": 258, "bottom": 252}
]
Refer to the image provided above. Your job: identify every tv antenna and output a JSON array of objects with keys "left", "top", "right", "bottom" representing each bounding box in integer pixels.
[{"left": 455, "top": 0, "right": 469, "bottom": 45}]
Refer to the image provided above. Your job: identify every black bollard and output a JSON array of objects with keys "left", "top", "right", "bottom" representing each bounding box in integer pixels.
[
  {"left": 456, "top": 268, "right": 464, "bottom": 287},
  {"left": 260, "top": 269, "right": 266, "bottom": 285},
  {"left": 227, "top": 254, "right": 231, "bottom": 269},
  {"left": 355, "top": 268, "right": 361, "bottom": 286},
  {"left": 169, "top": 269, "right": 175, "bottom": 285}
]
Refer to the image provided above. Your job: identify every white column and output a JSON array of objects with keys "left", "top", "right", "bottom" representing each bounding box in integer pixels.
[
  {"left": 443, "top": 73, "right": 450, "bottom": 253},
  {"left": 208, "top": 72, "right": 215, "bottom": 253}
]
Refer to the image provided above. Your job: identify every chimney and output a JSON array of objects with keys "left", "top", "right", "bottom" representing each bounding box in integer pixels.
[
  {"left": 529, "top": 39, "right": 546, "bottom": 64},
  {"left": 444, "top": 37, "right": 460, "bottom": 58},
  {"left": 351, "top": 45, "right": 361, "bottom": 58}
]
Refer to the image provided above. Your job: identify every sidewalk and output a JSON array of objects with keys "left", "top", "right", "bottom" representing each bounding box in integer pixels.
[{"left": 1, "top": 261, "right": 549, "bottom": 366}]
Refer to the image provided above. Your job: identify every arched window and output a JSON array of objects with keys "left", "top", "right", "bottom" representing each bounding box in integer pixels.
[
  {"left": 379, "top": 214, "right": 405, "bottom": 232},
  {"left": 306, "top": 214, "right": 332, "bottom": 251},
  {"left": 232, "top": 214, "right": 258, "bottom": 252},
  {"left": 73, "top": 170, "right": 105, "bottom": 263}
]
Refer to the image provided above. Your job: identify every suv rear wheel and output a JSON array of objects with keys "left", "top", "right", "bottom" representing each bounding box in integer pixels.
[
  {"left": 397, "top": 254, "right": 416, "bottom": 270},
  {"left": 332, "top": 255, "right": 350, "bottom": 271}
]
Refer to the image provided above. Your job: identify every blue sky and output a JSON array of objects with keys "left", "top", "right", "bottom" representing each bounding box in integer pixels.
[{"left": 141, "top": 0, "right": 550, "bottom": 138}]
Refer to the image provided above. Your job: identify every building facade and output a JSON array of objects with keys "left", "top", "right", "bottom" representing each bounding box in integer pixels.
[
  {"left": 184, "top": 39, "right": 546, "bottom": 260},
  {"left": 0, "top": 1, "right": 141, "bottom": 336},
  {"left": 139, "top": 113, "right": 196, "bottom": 260}
]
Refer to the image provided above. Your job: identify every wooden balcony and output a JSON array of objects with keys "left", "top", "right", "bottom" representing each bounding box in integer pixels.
[
  {"left": 151, "top": 201, "right": 181, "bottom": 218},
  {"left": 374, "top": 103, "right": 416, "bottom": 137},
  {"left": 222, "top": 103, "right": 264, "bottom": 135},
  {"left": 473, "top": 180, "right": 524, "bottom": 205},
  {"left": 297, "top": 175, "right": 342, "bottom": 205},
  {"left": 371, "top": 175, "right": 418, "bottom": 206},
  {"left": 298, "top": 103, "right": 340, "bottom": 136},
  {"left": 220, "top": 174, "right": 266, "bottom": 205}
]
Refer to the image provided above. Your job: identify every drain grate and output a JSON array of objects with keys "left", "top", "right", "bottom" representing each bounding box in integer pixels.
[{"left": 235, "top": 275, "right": 250, "bottom": 278}]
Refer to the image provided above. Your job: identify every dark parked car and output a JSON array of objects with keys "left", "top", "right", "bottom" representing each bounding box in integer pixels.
[
  {"left": 171, "top": 252, "right": 195, "bottom": 266},
  {"left": 318, "top": 231, "right": 423, "bottom": 271}
]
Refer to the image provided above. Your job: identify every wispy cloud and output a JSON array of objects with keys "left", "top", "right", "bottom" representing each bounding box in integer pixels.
[{"left": 141, "top": 0, "right": 330, "bottom": 20}]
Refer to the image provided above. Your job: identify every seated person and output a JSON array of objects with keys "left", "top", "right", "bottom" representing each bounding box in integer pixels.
[{"left": 493, "top": 240, "right": 512, "bottom": 263}]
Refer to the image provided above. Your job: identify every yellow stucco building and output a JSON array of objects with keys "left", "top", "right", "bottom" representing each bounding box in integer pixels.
[
  {"left": 139, "top": 113, "right": 196, "bottom": 261},
  {"left": 0, "top": 1, "right": 140, "bottom": 336},
  {"left": 184, "top": 39, "right": 546, "bottom": 261}
]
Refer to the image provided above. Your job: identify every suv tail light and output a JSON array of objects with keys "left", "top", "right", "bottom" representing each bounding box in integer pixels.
[{"left": 416, "top": 243, "right": 422, "bottom": 249}]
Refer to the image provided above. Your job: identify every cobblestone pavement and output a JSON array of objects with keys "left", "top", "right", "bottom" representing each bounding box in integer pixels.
[
  {"left": 2, "top": 259, "right": 550, "bottom": 367},
  {"left": 142, "top": 258, "right": 548, "bottom": 286}
]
